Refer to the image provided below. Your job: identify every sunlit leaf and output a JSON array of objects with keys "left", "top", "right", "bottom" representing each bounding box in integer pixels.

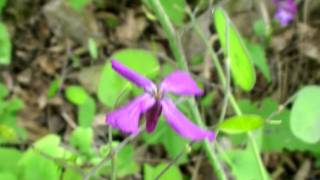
[
  {"left": 65, "top": 86, "right": 89, "bottom": 105},
  {"left": 213, "top": 7, "right": 256, "bottom": 91},
  {"left": 0, "top": 23, "right": 11, "bottom": 65},
  {"left": 144, "top": 163, "right": 182, "bottom": 180},
  {"left": 291, "top": 86, "right": 320, "bottom": 143},
  {"left": 78, "top": 97, "right": 95, "bottom": 127},
  {"left": 70, "top": 127, "right": 93, "bottom": 155},
  {"left": 219, "top": 114, "right": 264, "bottom": 134},
  {"left": 88, "top": 38, "right": 98, "bottom": 60}
]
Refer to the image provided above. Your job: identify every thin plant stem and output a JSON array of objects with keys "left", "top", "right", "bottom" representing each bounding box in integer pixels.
[
  {"left": 148, "top": 0, "right": 227, "bottom": 179},
  {"left": 187, "top": 6, "right": 268, "bottom": 180},
  {"left": 83, "top": 127, "right": 144, "bottom": 180}
]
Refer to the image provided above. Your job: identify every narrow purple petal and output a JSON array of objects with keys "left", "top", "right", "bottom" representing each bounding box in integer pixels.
[
  {"left": 111, "top": 60, "right": 156, "bottom": 92},
  {"left": 145, "top": 101, "right": 162, "bottom": 133},
  {"left": 161, "top": 99, "right": 215, "bottom": 141},
  {"left": 160, "top": 71, "right": 203, "bottom": 96},
  {"left": 106, "top": 93, "right": 155, "bottom": 134},
  {"left": 273, "top": 0, "right": 297, "bottom": 26}
]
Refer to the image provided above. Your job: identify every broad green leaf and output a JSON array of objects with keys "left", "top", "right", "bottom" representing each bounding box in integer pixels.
[
  {"left": 0, "top": 23, "right": 11, "bottom": 65},
  {"left": 0, "top": 83, "right": 8, "bottom": 98},
  {"left": 5, "top": 98, "right": 24, "bottom": 112},
  {"left": 62, "top": 169, "right": 82, "bottom": 180},
  {"left": 253, "top": 19, "right": 269, "bottom": 38},
  {"left": 78, "top": 97, "right": 95, "bottom": 127},
  {"left": 246, "top": 41, "right": 271, "bottom": 82},
  {"left": 65, "top": 86, "right": 89, "bottom": 105},
  {"left": 70, "top": 127, "right": 93, "bottom": 155},
  {"left": 144, "top": 163, "right": 182, "bottom": 180},
  {"left": 98, "top": 49, "right": 159, "bottom": 107},
  {"left": 225, "top": 143, "right": 268, "bottom": 180},
  {"left": 290, "top": 86, "right": 320, "bottom": 143},
  {"left": 219, "top": 115, "right": 264, "bottom": 134},
  {"left": 213, "top": 7, "right": 256, "bottom": 91},
  {"left": 66, "top": 0, "right": 91, "bottom": 11},
  {"left": 19, "top": 135, "right": 64, "bottom": 180},
  {"left": 0, "top": 172, "right": 17, "bottom": 180},
  {"left": 0, "top": 124, "right": 17, "bottom": 141},
  {"left": 116, "top": 145, "right": 140, "bottom": 177},
  {"left": 0, "top": 148, "right": 22, "bottom": 172},
  {"left": 144, "top": 0, "right": 186, "bottom": 26},
  {"left": 88, "top": 38, "right": 98, "bottom": 60}
]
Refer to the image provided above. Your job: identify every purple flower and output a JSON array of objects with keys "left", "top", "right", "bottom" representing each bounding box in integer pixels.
[
  {"left": 273, "top": 0, "right": 297, "bottom": 26},
  {"left": 106, "top": 60, "right": 215, "bottom": 141}
]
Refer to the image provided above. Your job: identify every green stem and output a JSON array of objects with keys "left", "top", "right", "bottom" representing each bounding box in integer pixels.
[
  {"left": 187, "top": 7, "right": 268, "bottom": 180},
  {"left": 148, "top": 1, "right": 227, "bottom": 180}
]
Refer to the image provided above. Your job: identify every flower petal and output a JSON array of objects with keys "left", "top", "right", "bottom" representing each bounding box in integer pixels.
[
  {"left": 145, "top": 102, "right": 162, "bottom": 133},
  {"left": 111, "top": 60, "right": 156, "bottom": 92},
  {"left": 160, "top": 71, "right": 203, "bottom": 96},
  {"left": 161, "top": 99, "right": 215, "bottom": 141},
  {"left": 106, "top": 93, "right": 155, "bottom": 134}
]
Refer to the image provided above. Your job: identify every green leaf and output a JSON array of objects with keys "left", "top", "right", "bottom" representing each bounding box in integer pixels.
[
  {"left": 66, "top": 0, "right": 91, "bottom": 11},
  {"left": 253, "top": 19, "right": 269, "bottom": 38},
  {"left": 144, "top": 0, "right": 186, "bottom": 26},
  {"left": 0, "top": 83, "right": 8, "bottom": 98},
  {"left": 0, "top": 148, "right": 22, "bottom": 173},
  {"left": 219, "top": 115, "right": 264, "bottom": 134},
  {"left": 0, "top": 172, "right": 17, "bottom": 180},
  {"left": 225, "top": 143, "right": 268, "bottom": 180},
  {"left": 88, "top": 38, "right": 98, "bottom": 60},
  {"left": 238, "top": 98, "right": 320, "bottom": 156},
  {"left": 98, "top": 49, "right": 159, "bottom": 107},
  {"left": 0, "top": 23, "right": 11, "bottom": 65},
  {"left": 62, "top": 169, "right": 82, "bottom": 180},
  {"left": 144, "top": 163, "right": 182, "bottom": 180},
  {"left": 78, "top": 97, "right": 95, "bottom": 127},
  {"left": 213, "top": 7, "right": 256, "bottom": 91},
  {"left": 70, "top": 127, "right": 93, "bottom": 155},
  {"left": 116, "top": 145, "right": 140, "bottom": 177},
  {"left": 65, "top": 86, "right": 89, "bottom": 105},
  {"left": 142, "top": 118, "right": 188, "bottom": 164},
  {"left": 47, "top": 79, "right": 61, "bottom": 98},
  {"left": 0, "top": 0, "right": 7, "bottom": 14},
  {"left": 246, "top": 41, "right": 271, "bottom": 82},
  {"left": 290, "top": 86, "right": 320, "bottom": 143},
  {"left": 19, "top": 135, "right": 64, "bottom": 180}
]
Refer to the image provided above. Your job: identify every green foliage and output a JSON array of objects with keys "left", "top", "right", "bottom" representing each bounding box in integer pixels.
[
  {"left": 143, "top": 117, "right": 188, "bottom": 164},
  {"left": 253, "top": 19, "right": 270, "bottom": 39},
  {"left": 0, "top": 23, "right": 11, "bottom": 65},
  {"left": 115, "top": 145, "right": 140, "bottom": 177},
  {"left": 88, "top": 38, "right": 98, "bottom": 60},
  {"left": 213, "top": 7, "right": 256, "bottom": 91},
  {"left": 0, "top": 0, "right": 7, "bottom": 14},
  {"left": 290, "top": 86, "right": 320, "bottom": 143},
  {"left": 66, "top": 0, "right": 91, "bottom": 12},
  {"left": 0, "top": 83, "right": 24, "bottom": 143},
  {"left": 18, "top": 135, "right": 66, "bottom": 180},
  {"left": 98, "top": 49, "right": 160, "bottom": 107},
  {"left": 246, "top": 41, "right": 271, "bottom": 82},
  {"left": 144, "top": 163, "right": 182, "bottom": 180},
  {"left": 47, "top": 79, "right": 61, "bottom": 98},
  {"left": 144, "top": 0, "right": 186, "bottom": 26},
  {"left": 70, "top": 127, "right": 93, "bottom": 155},
  {"left": 78, "top": 97, "right": 95, "bottom": 127},
  {"left": 238, "top": 98, "right": 320, "bottom": 158},
  {"left": 225, "top": 142, "right": 268, "bottom": 180},
  {"left": 219, "top": 115, "right": 264, "bottom": 134},
  {"left": 65, "top": 86, "right": 89, "bottom": 105}
]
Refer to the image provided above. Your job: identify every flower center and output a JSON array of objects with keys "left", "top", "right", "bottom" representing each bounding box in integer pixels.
[{"left": 153, "top": 88, "right": 163, "bottom": 101}]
